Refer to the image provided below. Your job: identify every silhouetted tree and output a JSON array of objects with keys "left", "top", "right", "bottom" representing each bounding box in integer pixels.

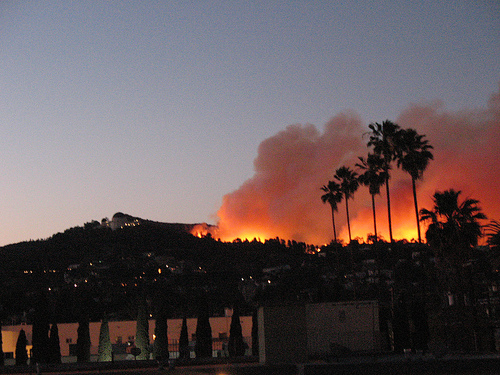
[
  {"left": 420, "top": 189, "right": 486, "bottom": 264},
  {"left": 31, "top": 294, "right": 50, "bottom": 364},
  {"left": 334, "top": 166, "right": 359, "bottom": 243},
  {"left": 487, "top": 220, "right": 500, "bottom": 252},
  {"left": 321, "top": 180, "right": 343, "bottom": 242},
  {"left": 76, "top": 312, "right": 91, "bottom": 362},
  {"left": 228, "top": 306, "right": 245, "bottom": 357},
  {"left": 356, "top": 153, "right": 387, "bottom": 241},
  {"left": 178, "top": 317, "right": 190, "bottom": 360},
  {"left": 420, "top": 189, "right": 486, "bottom": 309},
  {"left": 153, "top": 300, "right": 169, "bottom": 362},
  {"left": 195, "top": 295, "right": 212, "bottom": 358},
  {"left": 98, "top": 319, "right": 112, "bottom": 362},
  {"left": 135, "top": 300, "right": 150, "bottom": 360},
  {"left": 0, "top": 320, "right": 3, "bottom": 366},
  {"left": 395, "top": 128, "right": 433, "bottom": 243},
  {"left": 48, "top": 323, "right": 61, "bottom": 364},
  {"left": 15, "top": 329, "right": 28, "bottom": 366},
  {"left": 367, "top": 120, "right": 401, "bottom": 242}
]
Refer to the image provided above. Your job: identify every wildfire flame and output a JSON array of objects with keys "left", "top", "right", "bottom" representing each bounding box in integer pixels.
[{"left": 215, "top": 87, "right": 500, "bottom": 245}]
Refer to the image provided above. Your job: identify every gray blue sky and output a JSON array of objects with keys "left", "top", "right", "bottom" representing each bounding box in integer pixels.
[{"left": 1, "top": 1, "right": 499, "bottom": 245}]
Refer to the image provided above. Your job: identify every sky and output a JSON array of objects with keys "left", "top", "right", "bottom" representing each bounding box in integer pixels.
[{"left": 1, "top": 1, "right": 499, "bottom": 246}]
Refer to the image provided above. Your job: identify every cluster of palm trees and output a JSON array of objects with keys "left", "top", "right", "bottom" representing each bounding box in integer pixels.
[{"left": 321, "top": 120, "right": 434, "bottom": 244}]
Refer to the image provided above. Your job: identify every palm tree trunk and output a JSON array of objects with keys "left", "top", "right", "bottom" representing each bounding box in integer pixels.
[
  {"left": 331, "top": 205, "right": 337, "bottom": 242},
  {"left": 412, "top": 177, "right": 422, "bottom": 243},
  {"left": 385, "top": 176, "right": 393, "bottom": 242},
  {"left": 371, "top": 194, "right": 378, "bottom": 241},
  {"left": 345, "top": 195, "right": 352, "bottom": 242}
]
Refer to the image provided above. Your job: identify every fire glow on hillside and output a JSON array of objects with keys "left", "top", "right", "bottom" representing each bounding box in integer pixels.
[{"left": 214, "top": 87, "right": 500, "bottom": 245}]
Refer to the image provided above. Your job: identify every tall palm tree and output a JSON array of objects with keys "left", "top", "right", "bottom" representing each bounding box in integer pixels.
[
  {"left": 321, "top": 180, "right": 343, "bottom": 242},
  {"left": 367, "top": 120, "right": 401, "bottom": 242},
  {"left": 356, "top": 153, "right": 388, "bottom": 242},
  {"left": 395, "top": 128, "right": 433, "bottom": 243},
  {"left": 334, "top": 166, "right": 359, "bottom": 243}
]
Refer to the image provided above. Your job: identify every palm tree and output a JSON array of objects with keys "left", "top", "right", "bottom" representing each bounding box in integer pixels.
[
  {"left": 486, "top": 220, "right": 500, "bottom": 251},
  {"left": 420, "top": 190, "right": 486, "bottom": 349},
  {"left": 395, "top": 128, "right": 433, "bottom": 243},
  {"left": 367, "top": 120, "right": 401, "bottom": 242},
  {"left": 356, "top": 153, "right": 388, "bottom": 242},
  {"left": 321, "top": 180, "right": 343, "bottom": 242},
  {"left": 334, "top": 166, "right": 359, "bottom": 243},
  {"left": 420, "top": 189, "right": 486, "bottom": 257}
]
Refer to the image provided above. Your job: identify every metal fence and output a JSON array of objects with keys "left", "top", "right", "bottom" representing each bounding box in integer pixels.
[{"left": 167, "top": 337, "right": 252, "bottom": 359}]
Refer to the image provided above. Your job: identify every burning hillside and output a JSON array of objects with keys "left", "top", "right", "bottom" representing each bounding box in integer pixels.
[{"left": 215, "top": 86, "right": 500, "bottom": 245}]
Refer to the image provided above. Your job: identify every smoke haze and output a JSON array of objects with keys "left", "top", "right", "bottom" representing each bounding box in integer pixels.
[{"left": 216, "top": 86, "right": 500, "bottom": 244}]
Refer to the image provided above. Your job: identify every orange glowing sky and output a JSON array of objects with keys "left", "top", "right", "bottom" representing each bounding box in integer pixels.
[{"left": 216, "top": 89, "right": 500, "bottom": 245}]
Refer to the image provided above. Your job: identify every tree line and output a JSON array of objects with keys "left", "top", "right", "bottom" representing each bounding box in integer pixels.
[{"left": 321, "top": 120, "right": 434, "bottom": 244}]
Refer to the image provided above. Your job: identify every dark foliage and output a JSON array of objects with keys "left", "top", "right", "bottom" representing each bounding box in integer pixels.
[
  {"left": 195, "top": 294, "right": 212, "bottom": 358},
  {"left": 178, "top": 317, "right": 190, "bottom": 360},
  {"left": 228, "top": 306, "right": 246, "bottom": 357},
  {"left": 0, "top": 322, "right": 3, "bottom": 366},
  {"left": 76, "top": 313, "right": 91, "bottom": 363},
  {"left": 48, "top": 323, "right": 61, "bottom": 363},
  {"left": 152, "top": 292, "right": 169, "bottom": 361},
  {"left": 98, "top": 319, "right": 112, "bottom": 362},
  {"left": 31, "top": 294, "right": 50, "bottom": 364},
  {"left": 15, "top": 329, "right": 28, "bottom": 366},
  {"left": 135, "top": 300, "right": 150, "bottom": 360}
]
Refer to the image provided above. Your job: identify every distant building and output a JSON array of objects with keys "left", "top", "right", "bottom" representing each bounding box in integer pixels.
[{"left": 108, "top": 212, "right": 141, "bottom": 230}]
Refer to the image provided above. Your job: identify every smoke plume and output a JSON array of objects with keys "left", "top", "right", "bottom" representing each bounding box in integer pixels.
[{"left": 216, "top": 86, "right": 500, "bottom": 244}]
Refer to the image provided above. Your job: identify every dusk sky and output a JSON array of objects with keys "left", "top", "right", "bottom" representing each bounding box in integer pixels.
[{"left": 1, "top": 1, "right": 499, "bottom": 246}]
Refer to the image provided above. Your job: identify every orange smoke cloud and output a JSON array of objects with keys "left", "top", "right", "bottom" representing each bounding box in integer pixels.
[{"left": 216, "top": 86, "right": 500, "bottom": 244}]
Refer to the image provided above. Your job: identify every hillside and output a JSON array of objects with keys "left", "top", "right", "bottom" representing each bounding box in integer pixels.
[{"left": 0, "top": 213, "right": 314, "bottom": 323}]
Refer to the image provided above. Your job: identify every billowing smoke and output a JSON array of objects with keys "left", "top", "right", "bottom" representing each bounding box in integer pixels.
[{"left": 216, "top": 87, "right": 500, "bottom": 245}]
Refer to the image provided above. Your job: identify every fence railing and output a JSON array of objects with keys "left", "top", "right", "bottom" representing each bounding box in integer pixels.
[{"left": 167, "top": 337, "right": 252, "bottom": 359}]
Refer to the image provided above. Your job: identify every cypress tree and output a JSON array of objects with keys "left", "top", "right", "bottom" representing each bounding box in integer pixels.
[
  {"left": 48, "top": 323, "right": 61, "bottom": 363},
  {"left": 228, "top": 306, "right": 245, "bottom": 357},
  {"left": 135, "top": 300, "right": 150, "bottom": 360},
  {"left": 194, "top": 295, "right": 212, "bottom": 358},
  {"left": 76, "top": 312, "right": 91, "bottom": 362},
  {"left": 98, "top": 319, "right": 112, "bottom": 362},
  {"left": 31, "top": 295, "right": 50, "bottom": 364},
  {"left": 0, "top": 321, "right": 3, "bottom": 366},
  {"left": 15, "top": 329, "right": 28, "bottom": 366},
  {"left": 178, "top": 317, "right": 189, "bottom": 360},
  {"left": 153, "top": 305, "right": 169, "bottom": 362}
]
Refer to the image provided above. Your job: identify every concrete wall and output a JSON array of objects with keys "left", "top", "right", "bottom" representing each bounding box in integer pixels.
[
  {"left": 258, "top": 301, "right": 380, "bottom": 364},
  {"left": 258, "top": 305, "right": 307, "bottom": 364},
  {"left": 306, "top": 301, "right": 380, "bottom": 356}
]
